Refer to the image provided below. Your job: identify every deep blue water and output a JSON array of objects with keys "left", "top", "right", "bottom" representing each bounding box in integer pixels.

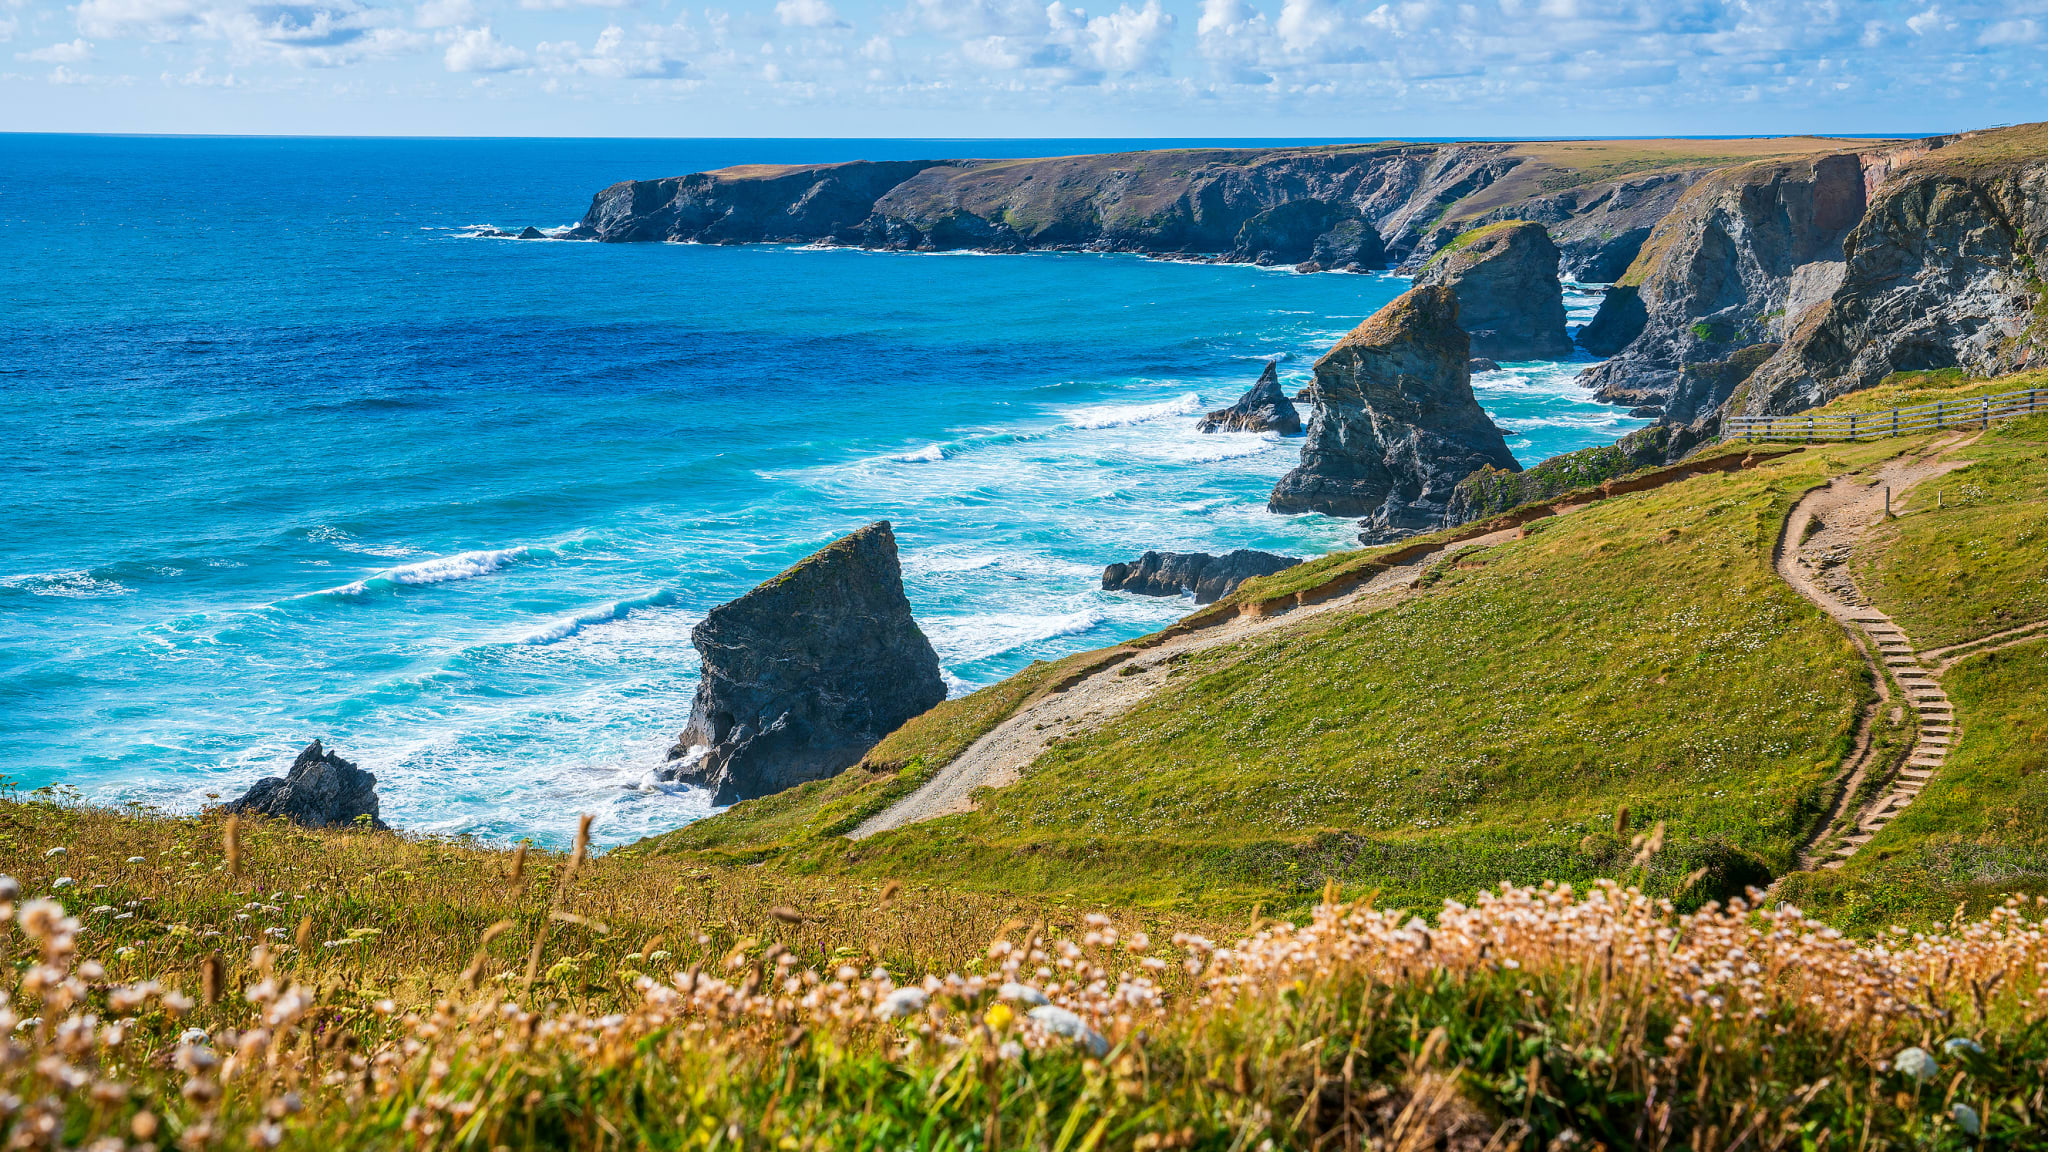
[{"left": 0, "top": 135, "right": 1645, "bottom": 846}]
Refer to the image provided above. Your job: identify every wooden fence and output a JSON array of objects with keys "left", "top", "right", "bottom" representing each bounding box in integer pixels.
[{"left": 1725, "top": 386, "right": 2047, "bottom": 442}]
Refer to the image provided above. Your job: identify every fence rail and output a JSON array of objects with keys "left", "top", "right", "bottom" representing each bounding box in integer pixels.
[{"left": 1725, "top": 387, "right": 2048, "bottom": 442}]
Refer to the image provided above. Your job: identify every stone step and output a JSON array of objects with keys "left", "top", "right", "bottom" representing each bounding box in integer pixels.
[
  {"left": 1918, "top": 735, "right": 1952, "bottom": 745},
  {"left": 1895, "top": 781, "right": 1924, "bottom": 793},
  {"left": 1899, "top": 768, "right": 1935, "bottom": 779}
]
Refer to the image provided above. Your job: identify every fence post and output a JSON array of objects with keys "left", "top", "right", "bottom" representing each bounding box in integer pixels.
[
  {"left": 1892, "top": 406, "right": 1899, "bottom": 436},
  {"left": 1937, "top": 400, "right": 1944, "bottom": 429},
  {"left": 1983, "top": 397, "right": 1991, "bottom": 428},
  {"left": 1850, "top": 413, "right": 1859, "bottom": 440},
  {"left": 1806, "top": 415, "right": 1814, "bottom": 442}
]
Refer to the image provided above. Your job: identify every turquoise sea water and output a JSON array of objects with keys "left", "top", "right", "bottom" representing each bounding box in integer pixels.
[{"left": 0, "top": 135, "right": 1646, "bottom": 846}]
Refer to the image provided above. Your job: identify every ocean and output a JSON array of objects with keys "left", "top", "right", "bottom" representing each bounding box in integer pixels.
[{"left": 0, "top": 134, "right": 1648, "bottom": 846}]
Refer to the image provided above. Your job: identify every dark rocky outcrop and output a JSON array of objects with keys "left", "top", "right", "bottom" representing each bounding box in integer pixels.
[
  {"left": 1197, "top": 362, "right": 1303, "bottom": 434},
  {"left": 1226, "top": 201, "right": 1386, "bottom": 268},
  {"left": 1469, "top": 358, "right": 1502, "bottom": 373},
  {"left": 570, "top": 160, "right": 952, "bottom": 245},
  {"left": 1729, "top": 137, "right": 2048, "bottom": 419},
  {"left": 225, "top": 741, "right": 387, "bottom": 831},
  {"left": 660, "top": 521, "right": 945, "bottom": 805},
  {"left": 1268, "top": 286, "right": 1521, "bottom": 541},
  {"left": 1101, "top": 549, "right": 1303, "bottom": 603},
  {"left": 1413, "top": 222, "right": 1572, "bottom": 361},
  {"left": 1576, "top": 150, "right": 1906, "bottom": 425},
  {"left": 517, "top": 226, "right": 546, "bottom": 239},
  {"left": 1577, "top": 286, "right": 1647, "bottom": 356}
]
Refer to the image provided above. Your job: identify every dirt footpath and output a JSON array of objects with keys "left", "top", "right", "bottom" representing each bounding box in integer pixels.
[{"left": 847, "top": 523, "right": 1529, "bottom": 840}]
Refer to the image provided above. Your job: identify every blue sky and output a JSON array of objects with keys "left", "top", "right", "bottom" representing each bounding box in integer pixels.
[{"left": 3, "top": 0, "right": 2044, "bottom": 136}]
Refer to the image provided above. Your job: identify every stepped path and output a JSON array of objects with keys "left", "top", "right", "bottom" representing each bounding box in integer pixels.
[
  {"left": 850, "top": 443, "right": 1831, "bottom": 842},
  {"left": 1772, "top": 434, "right": 1976, "bottom": 868}
]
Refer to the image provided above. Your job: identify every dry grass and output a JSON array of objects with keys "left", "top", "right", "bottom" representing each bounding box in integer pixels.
[
  {"left": 0, "top": 790, "right": 1215, "bottom": 1013},
  {"left": 10, "top": 824, "right": 2048, "bottom": 1151}
]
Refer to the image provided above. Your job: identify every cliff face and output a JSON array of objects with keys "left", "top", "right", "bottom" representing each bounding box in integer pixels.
[
  {"left": 566, "top": 141, "right": 1856, "bottom": 268},
  {"left": 1269, "top": 286, "right": 1520, "bottom": 540},
  {"left": 1412, "top": 221, "right": 1572, "bottom": 361},
  {"left": 662, "top": 521, "right": 946, "bottom": 805},
  {"left": 1575, "top": 152, "right": 1878, "bottom": 424},
  {"left": 1730, "top": 150, "right": 2048, "bottom": 417},
  {"left": 573, "top": 160, "right": 951, "bottom": 245}
]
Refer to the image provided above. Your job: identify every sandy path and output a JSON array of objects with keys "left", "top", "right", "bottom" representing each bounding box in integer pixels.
[
  {"left": 847, "top": 523, "right": 1529, "bottom": 840},
  {"left": 1771, "top": 434, "right": 1976, "bottom": 869}
]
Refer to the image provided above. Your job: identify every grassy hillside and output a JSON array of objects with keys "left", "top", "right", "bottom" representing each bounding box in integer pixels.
[
  {"left": 1777, "top": 641, "right": 2048, "bottom": 930},
  {"left": 0, "top": 787, "right": 1178, "bottom": 1008},
  {"left": 1854, "top": 407, "right": 2048, "bottom": 648},
  {"left": 652, "top": 441, "right": 1914, "bottom": 916}
]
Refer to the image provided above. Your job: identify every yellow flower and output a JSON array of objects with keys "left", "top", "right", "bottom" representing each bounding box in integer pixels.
[{"left": 984, "top": 1003, "right": 1014, "bottom": 1030}]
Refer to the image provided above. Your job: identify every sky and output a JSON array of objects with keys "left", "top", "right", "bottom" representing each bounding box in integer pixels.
[{"left": 1, "top": 0, "right": 2044, "bottom": 137}]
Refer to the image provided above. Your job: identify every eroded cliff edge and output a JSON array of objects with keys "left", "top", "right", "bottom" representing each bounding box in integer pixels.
[{"left": 565, "top": 138, "right": 1868, "bottom": 273}]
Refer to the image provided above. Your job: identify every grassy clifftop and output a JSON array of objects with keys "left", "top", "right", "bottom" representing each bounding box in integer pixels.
[{"left": 651, "top": 442, "right": 1920, "bottom": 916}]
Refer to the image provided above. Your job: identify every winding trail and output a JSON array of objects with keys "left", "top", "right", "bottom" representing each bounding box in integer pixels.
[{"left": 1772, "top": 435, "right": 1975, "bottom": 869}]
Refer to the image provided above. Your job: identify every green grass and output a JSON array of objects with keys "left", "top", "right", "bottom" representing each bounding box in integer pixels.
[
  {"left": 663, "top": 649, "right": 1126, "bottom": 854},
  {"left": 1807, "top": 366, "right": 2048, "bottom": 417},
  {"left": 1855, "top": 410, "right": 2048, "bottom": 647},
  {"left": 652, "top": 444, "right": 1914, "bottom": 916},
  {"left": 1777, "top": 639, "right": 2048, "bottom": 932}
]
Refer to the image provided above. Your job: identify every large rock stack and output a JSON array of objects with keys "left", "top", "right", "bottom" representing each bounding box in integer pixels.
[
  {"left": 1269, "top": 286, "right": 1522, "bottom": 542},
  {"left": 660, "top": 521, "right": 946, "bottom": 805},
  {"left": 1412, "top": 220, "right": 1572, "bottom": 361}
]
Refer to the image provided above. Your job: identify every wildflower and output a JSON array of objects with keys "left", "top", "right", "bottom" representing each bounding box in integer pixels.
[
  {"left": 52, "top": 877, "right": 75, "bottom": 890},
  {"left": 878, "top": 988, "right": 927, "bottom": 1020},
  {"left": 1028, "top": 1005, "right": 1108, "bottom": 1056},
  {"left": 1952, "top": 1103, "right": 1980, "bottom": 1136},
  {"left": 984, "top": 1003, "right": 1014, "bottom": 1030},
  {"left": 1941, "top": 1037, "right": 1984, "bottom": 1058},
  {"left": 998, "top": 982, "right": 1049, "bottom": 1006},
  {"left": 1893, "top": 1046, "right": 1938, "bottom": 1082},
  {"left": 45, "top": 847, "right": 66, "bottom": 858},
  {"left": 126, "top": 857, "right": 144, "bottom": 864}
]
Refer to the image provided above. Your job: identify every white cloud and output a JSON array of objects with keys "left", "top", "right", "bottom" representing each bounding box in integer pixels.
[
  {"left": 775, "top": 0, "right": 845, "bottom": 26},
  {"left": 413, "top": 0, "right": 474, "bottom": 27},
  {"left": 536, "top": 19, "right": 690, "bottom": 75},
  {"left": 1978, "top": 18, "right": 2039, "bottom": 44},
  {"left": 1050, "top": 0, "right": 1173, "bottom": 71},
  {"left": 442, "top": 22, "right": 526, "bottom": 68},
  {"left": 518, "top": 0, "right": 634, "bottom": 11},
  {"left": 73, "top": 0, "right": 422, "bottom": 65},
  {"left": 20, "top": 36, "right": 94, "bottom": 60}
]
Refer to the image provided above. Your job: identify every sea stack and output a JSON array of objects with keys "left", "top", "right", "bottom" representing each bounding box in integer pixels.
[
  {"left": 1101, "top": 549, "right": 1303, "bottom": 603},
  {"left": 661, "top": 521, "right": 946, "bottom": 805},
  {"left": 1268, "top": 285, "right": 1521, "bottom": 541},
  {"left": 224, "top": 740, "right": 388, "bottom": 830},
  {"left": 1413, "top": 221, "right": 1572, "bottom": 361},
  {"left": 1197, "top": 362, "right": 1303, "bottom": 435}
]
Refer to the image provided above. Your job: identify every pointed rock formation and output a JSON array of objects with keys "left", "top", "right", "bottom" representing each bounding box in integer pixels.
[
  {"left": 1197, "top": 362, "right": 1303, "bottom": 435},
  {"left": 1102, "top": 549, "right": 1304, "bottom": 603},
  {"left": 225, "top": 740, "right": 388, "bottom": 831},
  {"left": 1268, "top": 286, "right": 1521, "bottom": 541},
  {"left": 661, "top": 521, "right": 946, "bottom": 805},
  {"left": 1413, "top": 221, "right": 1572, "bottom": 360}
]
